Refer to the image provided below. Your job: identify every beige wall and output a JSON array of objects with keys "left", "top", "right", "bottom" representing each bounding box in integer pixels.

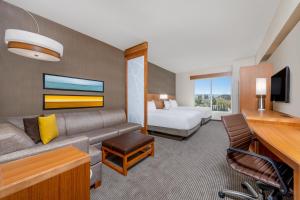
[
  {"left": 175, "top": 57, "right": 257, "bottom": 119},
  {"left": 176, "top": 66, "right": 232, "bottom": 107},
  {"left": 0, "top": 2, "right": 125, "bottom": 118},
  {"left": 148, "top": 63, "right": 175, "bottom": 96},
  {"left": 256, "top": 0, "right": 300, "bottom": 63},
  {"left": 268, "top": 22, "right": 300, "bottom": 117},
  {"left": 231, "top": 57, "right": 256, "bottom": 113},
  {"left": 175, "top": 66, "right": 233, "bottom": 120}
]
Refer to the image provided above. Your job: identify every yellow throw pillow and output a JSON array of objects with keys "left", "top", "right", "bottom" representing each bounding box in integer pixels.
[{"left": 38, "top": 114, "right": 59, "bottom": 144}]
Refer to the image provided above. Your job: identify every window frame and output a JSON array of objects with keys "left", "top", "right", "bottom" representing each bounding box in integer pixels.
[{"left": 194, "top": 74, "right": 232, "bottom": 112}]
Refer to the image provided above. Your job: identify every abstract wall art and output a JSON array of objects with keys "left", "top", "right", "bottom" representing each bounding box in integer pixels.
[
  {"left": 43, "top": 74, "right": 104, "bottom": 92},
  {"left": 43, "top": 94, "right": 104, "bottom": 110}
]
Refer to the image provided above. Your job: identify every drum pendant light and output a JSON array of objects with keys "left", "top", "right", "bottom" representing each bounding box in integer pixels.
[{"left": 4, "top": 10, "right": 63, "bottom": 61}]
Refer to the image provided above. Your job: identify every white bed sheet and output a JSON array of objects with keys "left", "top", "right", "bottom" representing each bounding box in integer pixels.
[
  {"left": 148, "top": 109, "right": 202, "bottom": 130},
  {"left": 170, "top": 106, "right": 212, "bottom": 119}
]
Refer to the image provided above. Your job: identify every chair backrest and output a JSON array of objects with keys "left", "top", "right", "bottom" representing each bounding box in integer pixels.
[{"left": 221, "top": 114, "right": 252, "bottom": 150}]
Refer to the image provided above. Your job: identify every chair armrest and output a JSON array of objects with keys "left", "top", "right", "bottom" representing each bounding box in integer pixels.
[
  {"left": 228, "top": 147, "right": 288, "bottom": 194},
  {"left": 228, "top": 147, "right": 275, "bottom": 166},
  {"left": 0, "top": 136, "right": 89, "bottom": 164},
  {"left": 251, "top": 135, "right": 258, "bottom": 141}
]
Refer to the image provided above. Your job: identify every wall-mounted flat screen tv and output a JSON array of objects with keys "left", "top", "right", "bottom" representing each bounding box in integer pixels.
[{"left": 271, "top": 66, "right": 290, "bottom": 102}]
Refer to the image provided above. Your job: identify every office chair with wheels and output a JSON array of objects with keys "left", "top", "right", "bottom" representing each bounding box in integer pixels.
[{"left": 219, "top": 114, "right": 293, "bottom": 200}]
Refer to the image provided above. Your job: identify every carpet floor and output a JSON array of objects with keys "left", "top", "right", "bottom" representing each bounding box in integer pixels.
[{"left": 90, "top": 121, "right": 290, "bottom": 200}]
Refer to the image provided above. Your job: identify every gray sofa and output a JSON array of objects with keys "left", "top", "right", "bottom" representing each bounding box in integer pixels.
[{"left": 0, "top": 109, "right": 141, "bottom": 188}]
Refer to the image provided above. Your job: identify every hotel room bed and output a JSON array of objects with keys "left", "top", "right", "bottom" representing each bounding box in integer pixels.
[
  {"left": 170, "top": 106, "right": 212, "bottom": 125},
  {"left": 147, "top": 108, "right": 205, "bottom": 138},
  {"left": 147, "top": 94, "right": 212, "bottom": 138}
]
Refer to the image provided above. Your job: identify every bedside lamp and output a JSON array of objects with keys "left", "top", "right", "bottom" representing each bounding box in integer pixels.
[
  {"left": 256, "top": 78, "right": 267, "bottom": 111},
  {"left": 159, "top": 94, "right": 168, "bottom": 100}
]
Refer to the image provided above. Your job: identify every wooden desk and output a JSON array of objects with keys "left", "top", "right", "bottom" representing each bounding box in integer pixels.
[
  {"left": 243, "top": 110, "right": 300, "bottom": 200},
  {"left": 0, "top": 146, "right": 90, "bottom": 200},
  {"left": 243, "top": 109, "right": 300, "bottom": 126}
]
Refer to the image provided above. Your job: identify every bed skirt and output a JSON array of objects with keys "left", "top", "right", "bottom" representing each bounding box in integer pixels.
[{"left": 148, "top": 123, "right": 201, "bottom": 138}]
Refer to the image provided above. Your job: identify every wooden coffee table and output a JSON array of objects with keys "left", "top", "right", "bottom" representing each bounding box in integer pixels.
[{"left": 102, "top": 132, "right": 154, "bottom": 176}]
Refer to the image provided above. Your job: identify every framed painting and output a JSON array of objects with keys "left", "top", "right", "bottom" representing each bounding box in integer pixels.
[
  {"left": 43, "top": 74, "right": 104, "bottom": 92},
  {"left": 43, "top": 94, "right": 104, "bottom": 110}
]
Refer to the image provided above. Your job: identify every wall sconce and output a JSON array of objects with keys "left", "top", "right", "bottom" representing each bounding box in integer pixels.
[
  {"left": 256, "top": 78, "right": 267, "bottom": 111},
  {"left": 159, "top": 94, "right": 168, "bottom": 100}
]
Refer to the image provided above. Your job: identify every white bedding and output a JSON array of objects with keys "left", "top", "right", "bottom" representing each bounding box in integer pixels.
[
  {"left": 170, "top": 106, "right": 212, "bottom": 119},
  {"left": 148, "top": 109, "right": 203, "bottom": 130}
]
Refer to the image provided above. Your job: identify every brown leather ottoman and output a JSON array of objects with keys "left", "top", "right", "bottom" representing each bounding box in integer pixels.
[{"left": 102, "top": 132, "right": 155, "bottom": 176}]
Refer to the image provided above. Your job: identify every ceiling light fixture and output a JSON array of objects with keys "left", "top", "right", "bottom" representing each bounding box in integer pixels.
[{"left": 4, "top": 9, "right": 63, "bottom": 61}]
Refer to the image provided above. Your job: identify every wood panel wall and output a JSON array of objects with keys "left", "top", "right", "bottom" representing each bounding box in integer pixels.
[
  {"left": 239, "top": 63, "right": 274, "bottom": 111},
  {"left": 190, "top": 71, "right": 232, "bottom": 80}
]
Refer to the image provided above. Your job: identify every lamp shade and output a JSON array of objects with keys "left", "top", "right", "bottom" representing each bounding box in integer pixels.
[
  {"left": 4, "top": 29, "right": 63, "bottom": 61},
  {"left": 159, "top": 94, "right": 168, "bottom": 100},
  {"left": 256, "top": 78, "right": 267, "bottom": 95}
]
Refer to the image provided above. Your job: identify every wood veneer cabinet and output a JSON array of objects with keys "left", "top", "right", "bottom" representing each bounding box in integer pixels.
[
  {"left": 239, "top": 63, "right": 273, "bottom": 111},
  {"left": 0, "top": 146, "right": 90, "bottom": 200}
]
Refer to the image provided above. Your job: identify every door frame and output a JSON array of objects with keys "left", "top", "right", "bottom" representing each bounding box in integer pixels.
[{"left": 124, "top": 42, "right": 148, "bottom": 133}]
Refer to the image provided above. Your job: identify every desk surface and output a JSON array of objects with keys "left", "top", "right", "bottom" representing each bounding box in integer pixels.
[
  {"left": 243, "top": 109, "right": 300, "bottom": 126},
  {"left": 0, "top": 146, "right": 90, "bottom": 198},
  {"left": 243, "top": 110, "right": 300, "bottom": 199},
  {"left": 247, "top": 121, "right": 300, "bottom": 169}
]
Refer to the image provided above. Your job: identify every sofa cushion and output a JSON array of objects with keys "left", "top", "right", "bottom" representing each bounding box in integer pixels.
[
  {"left": 90, "top": 162, "right": 102, "bottom": 186},
  {"left": 6, "top": 116, "right": 26, "bottom": 130},
  {"left": 81, "top": 128, "right": 118, "bottom": 145},
  {"left": 7, "top": 114, "right": 67, "bottom": 136},
  {"left": 89, "top": 146, "right": 101, "bottom": 165},
  {"left": 55, "top": 113, "right": 67, "bottom": 136},
  {"left": 0, "top": 136, "right": 89, "bottom": 164},
  {"left": 100, "top": 109, "right": 126, "bottom": 128},
  {"left": 38, "top": 114, "right": 59, "bottom": 144},
  {"left": 113, "top": 122, "right": 141, "bottom": 135},
  {"left": 0, "top": 123, "right": 35, "bottom": 156},
  {"left": 64, "top": 111, "right": 103, "bottom": 135},
  {"left": 23, "top": 117, "right": 41, "bottom": 143},
  {"left": 91, "top": 142, "right": 102, "bottom": 150}
]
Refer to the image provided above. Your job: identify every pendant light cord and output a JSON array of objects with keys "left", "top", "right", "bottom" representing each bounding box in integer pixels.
[{"left": 22, "top": 9, "right": 40, "bottom": 33}]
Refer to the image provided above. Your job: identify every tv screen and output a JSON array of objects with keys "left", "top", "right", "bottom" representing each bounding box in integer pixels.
[{"left": 271, "top": 66, "right": 290, "bottom": 102}]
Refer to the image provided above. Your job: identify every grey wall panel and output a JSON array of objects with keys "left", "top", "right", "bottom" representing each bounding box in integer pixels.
[
  {"left": 0, "top": 2, "right": 125, "bottom": 117},
  {"left": 148, "top": 63, "right": 175, "bottom": 96}
]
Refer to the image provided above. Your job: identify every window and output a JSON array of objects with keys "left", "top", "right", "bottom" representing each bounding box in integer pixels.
[
  {"left": 194, "top": 79, "right": 211, "bottom": 108},
  {"left": 194, "top": 76, "right": 232, "bottom": 112}
]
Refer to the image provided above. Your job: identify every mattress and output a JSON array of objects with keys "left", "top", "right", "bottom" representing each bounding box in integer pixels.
[
  {"left": 170, "top": 106, "right": 212, "bottom": 119},
  {"left": 148, "top": 109, "right": 203, "bottom": 130}
]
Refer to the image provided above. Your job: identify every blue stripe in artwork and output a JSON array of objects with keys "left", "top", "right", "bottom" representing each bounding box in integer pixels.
[{"left": 45, "top": 75, "right": 103, "bottom": 92}]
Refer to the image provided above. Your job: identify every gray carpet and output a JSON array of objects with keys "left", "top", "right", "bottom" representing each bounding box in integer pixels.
[{"left": 90, "top": 121, "right": 276, "bottom": 200}]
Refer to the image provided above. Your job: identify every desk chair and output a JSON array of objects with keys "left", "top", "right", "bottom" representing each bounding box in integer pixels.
[{"left": 219, "top": 114, "right": 293, "bottom": 200}]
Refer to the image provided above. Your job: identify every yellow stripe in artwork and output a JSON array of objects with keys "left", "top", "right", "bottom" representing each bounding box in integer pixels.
[{"left": 44, "top": 95, "right": 104, "bottom": 109}]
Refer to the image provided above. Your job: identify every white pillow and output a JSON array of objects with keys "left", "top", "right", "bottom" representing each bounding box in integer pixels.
[
  {"left": 170, "top": 100, "right": 178, "bottom": 108},
  {"left": 164, "top": 100, "right": 171, "bottom": 110},
  {"left": 148, "top": 101, "right": 156, "bottom": 111}
]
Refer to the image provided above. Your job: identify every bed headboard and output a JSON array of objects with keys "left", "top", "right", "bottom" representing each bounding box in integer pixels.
[{"left": 147, "top": 93, "right": 175, "bottom": 109}]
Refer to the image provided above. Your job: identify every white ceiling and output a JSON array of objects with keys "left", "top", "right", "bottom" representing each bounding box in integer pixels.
[{"left": 5, "top": 0, "right": 280, "bottom": 73}]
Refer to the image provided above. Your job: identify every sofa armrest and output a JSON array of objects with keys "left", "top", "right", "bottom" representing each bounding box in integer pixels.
[{"left": 0, "top": 136, "right": 89, "bottom": 164}]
